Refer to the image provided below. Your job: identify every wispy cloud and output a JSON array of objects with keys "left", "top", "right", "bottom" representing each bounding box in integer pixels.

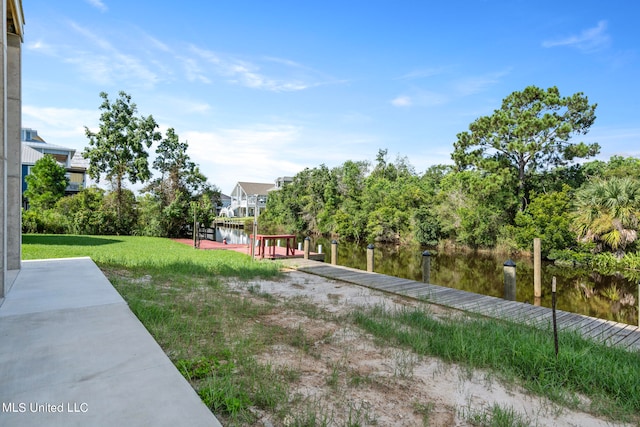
[
  {"left": 23, "top": 105, "right": 99, "bottom": 148},
  {"left": 184, "top": 125, "right": 303, "bottom": 190},
  {"left": 188, "top": 46, "right": 329, "bottom": 92},
  {"left": 542, "top": 20, "right": 611, "bottom": 53},
  {"left": 85, "top": 0, "right": 108, "bottom": 13},
  {"left": 453, "top": 69, "right": 510, "bottom": 96},
  {"left": 391, "top": 96, "right": 413, "bottom": 107},
  {"left": 67, "top": 21, "right": 161, "bottom": 87},
  {"left": 392, "top": 68, "right": 508, "bottom": 109},
  {"left": 397, "top": 67, "right": 448, "bottom": 80}
]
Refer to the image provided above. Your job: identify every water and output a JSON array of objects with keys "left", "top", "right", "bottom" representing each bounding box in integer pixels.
[{"left": 214, "top": 228, "right": 640, "bottom": 325}]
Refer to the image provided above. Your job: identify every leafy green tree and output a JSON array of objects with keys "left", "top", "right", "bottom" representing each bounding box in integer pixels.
[
  {"left": 143, "top": 128, "right": 210, "bottom": 237},
  {"left": 510, "top": 185, "right": 576, "bottom": 255},
  {"left": 452, "top": 86, "right": 599, "bottom": 210},
  {"left": 54, "top": 186, "right": 107, "bottom": 235},
  {"left": 572, "top": 177, "right": 640, "bottom": 257},
  {"left": 84, "top": 91, "right": 161, "bottom": 233},
  {"left": 24, "top": 154, "right": 69, "bottom": 210},
  {"left": 434, "top": 170, "right": 516, "bottom": 248}
]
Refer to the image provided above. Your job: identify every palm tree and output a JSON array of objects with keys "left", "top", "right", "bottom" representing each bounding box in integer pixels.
[{"left": 572, "top": 177, "right": 640, "bottom": 257}]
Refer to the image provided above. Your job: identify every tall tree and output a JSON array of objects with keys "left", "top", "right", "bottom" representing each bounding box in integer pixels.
[
  {"left": 452, "top": 85, "right": 599, "bottom": 210},
  {"left": 84, "top": 91, "right": 161, "bottom": 233},
  {"left": 143, "top": 128, "right": 210, "bottom": 236},
  {"left": 24, "top": 154, "right": 69, "bottom": 210}
]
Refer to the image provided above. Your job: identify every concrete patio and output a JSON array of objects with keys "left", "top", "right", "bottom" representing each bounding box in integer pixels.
[{"left": 0, "top": 257, "right": 221, "bottom": 427}]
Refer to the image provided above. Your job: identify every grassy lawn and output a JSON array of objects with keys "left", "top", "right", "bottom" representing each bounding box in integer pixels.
[
  {"left": 22, "top": 234, "right": 640, "bottom": 426},
  {"left": 22, "top": 234, "right": 280, "bottom": 279}
]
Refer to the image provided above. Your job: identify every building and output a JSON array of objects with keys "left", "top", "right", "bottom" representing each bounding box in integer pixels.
[
  {"left": 225, "top": 177, "right": 294, "bottom": 217},
  {"left": 1, "top": 0, "right": 25, "bottom": 299},
  {"left": 228, "top": 182, "right": 275, "bottom": 217},
  {"left": 21, "top": 128, "right": 88, "bottom": 205},
  {"left": 217, "top": 193, "right": 231, "bottom": 216}
]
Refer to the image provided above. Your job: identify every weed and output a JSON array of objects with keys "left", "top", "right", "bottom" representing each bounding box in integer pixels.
[{"left": 462, "top": 403, "right": 532, "bottom": 427}]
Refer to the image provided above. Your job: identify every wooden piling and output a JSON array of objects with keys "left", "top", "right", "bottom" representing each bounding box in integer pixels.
[
  {"left": 503, "top": 259, "right": 516, "bottom": 301},
  {"left": 534, "top": 238, "right": 542, "bottom": 298},
  {"left": 366, "top": 244, "right": 375, "bottom": 272},
  {"left": 303, "top": 237, "right": 310, "bottom": 259},
  {"left": 422, "top": 250, "right": 431, "bottom": 284},
  {"left": 331, "top": 240, "right": 338, "bottom": 265}
]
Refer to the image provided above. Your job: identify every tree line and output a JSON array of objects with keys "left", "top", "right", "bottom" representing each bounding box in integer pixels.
[
  {"left": 260, "top": 86, "right": 640, "bottom": 268},
  {"left": 22, "top": 86, "right": 640, "bottom": 271},
  {"left": 23, "top": 91, "right": 219, "bottom": 237}
]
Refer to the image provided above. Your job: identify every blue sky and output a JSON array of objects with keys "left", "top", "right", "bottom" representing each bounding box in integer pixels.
[{"left": 22, "top": 0, "right": 640, "bottom": 194}]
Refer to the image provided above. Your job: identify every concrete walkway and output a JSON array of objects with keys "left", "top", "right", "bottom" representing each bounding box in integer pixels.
[{"left": 0, "top": 257, "right": 221, "bottom": 427}]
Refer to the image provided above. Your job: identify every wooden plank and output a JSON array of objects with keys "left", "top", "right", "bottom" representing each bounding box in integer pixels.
[
  {"left": 281, "top": 258, "right": 640, "bottom": 351},
  {"left": 599, "top": 324, "right": 640, "bottom": 346},
  {"left": 613, "top": 330, "right": 640, "bottom": 350},
  {"left": 389, "top": 283, "right": 432, "bottom": 295},
  {"left": 380, "top": 279, "right": 427, "bottom": 292}
]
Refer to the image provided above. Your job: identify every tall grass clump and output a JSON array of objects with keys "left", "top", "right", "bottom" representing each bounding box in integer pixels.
[{"left": 352, "top": 305, "right": 640, "bottom": 422}]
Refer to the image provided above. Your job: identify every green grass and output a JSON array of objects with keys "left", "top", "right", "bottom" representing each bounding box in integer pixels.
[
  {"left": 22, "top": 234, "right": 281, "bottom": 279},
  {"left": 22, "top": 234, "right": 640, "bottom": 425},
  {"left": 352, "top": 304, "right": 640, "bottom": 422}
]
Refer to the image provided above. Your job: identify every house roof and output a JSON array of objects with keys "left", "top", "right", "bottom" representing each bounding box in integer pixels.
[
  {"left": 23, "top": 140, "right": 76, "bottom": 154},
  {"left": 22, "top": 145, "right": 45, "bottom": 165},
  {"left": 236, "top": 182, "right": 275, "bottom": 196}
]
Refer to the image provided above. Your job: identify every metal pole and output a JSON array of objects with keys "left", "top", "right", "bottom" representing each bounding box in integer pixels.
[{"left": 552, "top": 277, "right": 559, "bottom": 358}]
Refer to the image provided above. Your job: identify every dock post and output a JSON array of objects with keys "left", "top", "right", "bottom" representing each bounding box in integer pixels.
[
  {"left": 304, "top": 237, "right": 310, "bottom": 259},
  {"left": 503, "top": 260, "right": 516, "bottom": 301},
  {"left": 534, "top": 238, "right": 542, "bottom": 299},
  {"left": 331, "top": 240, "right": 338, "bottom": 265},
  {"left": 366, "top": 244, "right": 375, "bottom": 272},
  {"left": 421, "top": 250, "right": 431, "bottom": 284}
]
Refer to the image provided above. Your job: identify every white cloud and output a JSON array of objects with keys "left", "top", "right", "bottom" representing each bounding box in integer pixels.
[
  {"left": 85, "top": 0, "right": 108, "bottom": 12},
  {"left": 67, "top": 21, "right": 161, "bottom": 87},
  {"left": 391, "top": 96, "right": 412, "bottom": 107},
  {"left": 183, "top": 125, "right": 304, "bottom": 191},
  {"left": 188, "top": 45, "right": 324, "bottom": 92},
  {"left": 453, "top": 69, "right": 510, "bottom": 96},
  {"left": 542, "top": 20, "right": 611, "bottom": 53},
  {"left": 397, "top": 67, "right": 448, "bottom": 80},
  {"left": 22, "top": 105, "right": 99, "bottom": 149}
]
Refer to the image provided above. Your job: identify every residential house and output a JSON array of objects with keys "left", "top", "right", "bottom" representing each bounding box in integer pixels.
[
  {"left": 228, "top": 182, "right": 275, "bottom": 217},
  {"left": 21, "top": 128, "right": 88, "bottom": 207}
]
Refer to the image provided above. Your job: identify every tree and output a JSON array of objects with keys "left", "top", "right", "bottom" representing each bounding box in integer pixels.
[
  {"left": 84, "top": 91, "right": 161, "bottom": 233},
  {"left": 143, "top": 128, "right": 210, "bottom": 237},
  {"left": 572, "top": 177, "right": 640, "bottom": 257},
  {"left": 511, "top": 185, "right": 576, "bottom": 255},
  {"left": 24, "top": 154, "right": 69, "bottom": 210},
  {"left": 452, "top": 86, "right": 599, "bottom": 210}
]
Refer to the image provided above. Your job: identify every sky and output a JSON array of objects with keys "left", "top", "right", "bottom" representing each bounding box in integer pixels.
[{"left": 22, "top": 0, "right": 640, "bottom": 195}]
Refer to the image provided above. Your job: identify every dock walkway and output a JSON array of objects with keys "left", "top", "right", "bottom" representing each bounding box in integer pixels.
[{"left": 281, "top": 258, "right": 640, "bottom": 352}]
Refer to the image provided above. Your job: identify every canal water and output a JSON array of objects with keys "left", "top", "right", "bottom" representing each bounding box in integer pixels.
[{"left": 214, "top": 227, "right": 639, "bottom": 326}]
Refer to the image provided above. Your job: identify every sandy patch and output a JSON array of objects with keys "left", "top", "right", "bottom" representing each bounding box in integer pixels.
[{"left": 226, "top": 271, "right": 631, "bottom": 427}]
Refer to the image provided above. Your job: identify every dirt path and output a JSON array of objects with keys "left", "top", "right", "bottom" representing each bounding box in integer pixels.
[{"left": 226, "top": 270, "right": 630, "bottom": 427}]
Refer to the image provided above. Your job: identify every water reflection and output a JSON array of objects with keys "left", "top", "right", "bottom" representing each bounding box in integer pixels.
[
  {"left": 213, "top": 228, "right": 639, "bottom": 325},
  {"left": 312, "top": 237, "right": 639, "bottom": 326}
]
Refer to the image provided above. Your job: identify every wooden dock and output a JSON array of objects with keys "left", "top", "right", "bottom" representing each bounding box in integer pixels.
[
  {"left": 281, "top": 258, "right": 640, "bottom": 352},
  {"left": 172, "top": 238, "right": 325, "bottom": 261}
]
